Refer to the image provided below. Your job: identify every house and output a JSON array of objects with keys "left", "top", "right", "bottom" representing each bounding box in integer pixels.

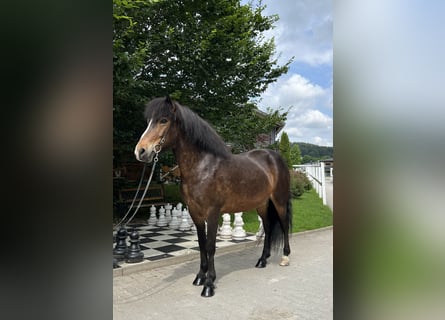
[
  {"left": 319, "top": 158, "right": 334, "bottom": 174},
  {"left": 254, "top": 109, "right": 285, "bottom": 148}
]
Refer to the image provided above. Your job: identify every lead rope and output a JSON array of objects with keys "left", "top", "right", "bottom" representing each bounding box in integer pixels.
[
  {"left": 114, "top": 138, "right": 165, "bottom": 230},
  {"left": 114, "top": 163, "right": 147, "bottom": 229}
]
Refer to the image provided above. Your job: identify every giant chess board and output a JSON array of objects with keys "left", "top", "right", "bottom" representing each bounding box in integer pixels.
[{"left": 113, "top": 224, "right": 258, "bottom": 267}]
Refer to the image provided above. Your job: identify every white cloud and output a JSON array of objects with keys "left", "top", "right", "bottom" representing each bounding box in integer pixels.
[
  {"left": 249, "top": 0, "right": 333, "bottom": 146},
  {"left": 259, "top": 74, "right": 332, "bottom": 146},
  {"left": 262, "top": 0, "right": 333, "bottom": 66},
  {"left": 261, "top": 74, "right": 325, "bottom": 112},
  {"left": 282, "top": 109, "right": 333, "bottom": 146}
]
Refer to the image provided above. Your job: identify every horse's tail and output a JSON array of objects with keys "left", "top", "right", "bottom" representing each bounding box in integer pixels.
[{"left": 268, "top": 194, "right": 292, "bottom": 251}]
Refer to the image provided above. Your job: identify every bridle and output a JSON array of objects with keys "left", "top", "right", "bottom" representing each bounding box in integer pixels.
[{"left": 114, "top": 123, "right": 170, "bottom": 229}]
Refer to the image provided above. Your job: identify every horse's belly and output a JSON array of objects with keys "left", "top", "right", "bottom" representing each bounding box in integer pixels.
[{"left": 219, "top": 186, "right": 271, "bottom": 213}]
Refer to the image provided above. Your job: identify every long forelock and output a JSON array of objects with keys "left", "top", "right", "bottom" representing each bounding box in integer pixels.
[{"left": 144, "top": 97, "right": 173, "bottom": 121}]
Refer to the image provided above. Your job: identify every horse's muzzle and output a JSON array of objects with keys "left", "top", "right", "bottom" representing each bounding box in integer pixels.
[{"left": 135, "top": 146, "right": 155, "bottom": 163}]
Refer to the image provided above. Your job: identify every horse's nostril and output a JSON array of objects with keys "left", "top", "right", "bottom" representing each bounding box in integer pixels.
[{"left": 139, "top": 148, "right": 145, "bottom": 157}]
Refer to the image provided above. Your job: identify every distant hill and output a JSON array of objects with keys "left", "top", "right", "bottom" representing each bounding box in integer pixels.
[{"left": 294, "top": 142, "right": 333, "bottom": 163}]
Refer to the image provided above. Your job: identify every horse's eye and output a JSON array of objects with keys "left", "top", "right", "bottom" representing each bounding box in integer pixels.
[{"left": 159, "top": 118, "right": 168, "bottom": 124}]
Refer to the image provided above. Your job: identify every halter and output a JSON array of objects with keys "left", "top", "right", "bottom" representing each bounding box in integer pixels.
[{"left": 114, "top": 130, "right": 168, "bottom": 229}]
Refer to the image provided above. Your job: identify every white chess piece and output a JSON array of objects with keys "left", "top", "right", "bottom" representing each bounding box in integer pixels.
[
  {"left": 148, "top": 205, "right": 157, "bottom": 226},
  {"left": 219, "top": 213, "right": 232, "bottom": 239},
  {"left": 179, "top": 207, "right": 191, "bottom": 231},
  {"left": 169, "top": 207, "right": 180, "bottom": 229},
  {"left": 157, "top": 206, "right": 168, "bottom": 227},
  {"left": 232, "top": 212, "right": 246, "bottom": 240},
  {"left": 165, "top": 203, "right": 172, "bottom": 223}
]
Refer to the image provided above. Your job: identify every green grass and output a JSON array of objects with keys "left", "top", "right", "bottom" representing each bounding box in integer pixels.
[
  {"left": 242, "top": 189, "right": 333, "bottom": 233},
  {"left": 291, "top": 189, "right": 333, "bottom": 232}
]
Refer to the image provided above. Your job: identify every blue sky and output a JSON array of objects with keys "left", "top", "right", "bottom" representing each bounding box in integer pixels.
[{"left": 247, "top": 0, "right": 333, "bottom": 146}]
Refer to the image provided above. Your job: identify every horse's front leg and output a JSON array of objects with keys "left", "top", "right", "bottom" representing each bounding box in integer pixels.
[
  {"left": 193, "top": 222, "right": 207, "bottom": 286},
  {"left": 200, "top": 212, "right": 219, "bottom": 297}
]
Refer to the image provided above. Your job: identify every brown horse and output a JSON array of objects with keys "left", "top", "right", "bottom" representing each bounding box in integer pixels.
[{"left": 134, "top": 96, "right": 292, "bottom": 297}]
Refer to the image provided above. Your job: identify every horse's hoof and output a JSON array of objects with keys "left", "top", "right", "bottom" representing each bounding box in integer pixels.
[
  {"left": 255, "top": 259, "right": 267, "bottom": 268},
  {"left": 279, "top": 255, "right": 290, "bottom": 266},
  {"left": 201, "top": 286, "right": 215, "bottom": 297},
  {"left": 193, "top": 275, "right": 205, "bottom": 286}
]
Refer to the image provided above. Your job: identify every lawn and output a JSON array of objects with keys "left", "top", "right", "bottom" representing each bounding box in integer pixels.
[{"left": 241, "top": 189, "right": 333, "bottom": 233}]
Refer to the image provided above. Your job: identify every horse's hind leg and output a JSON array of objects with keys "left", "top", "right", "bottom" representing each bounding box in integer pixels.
[
  {"left": 255, "top": 204, "right": 271, "bottom": 268},
  {"left": 272, "top": 197, "right": 291, "bottom": 266}
]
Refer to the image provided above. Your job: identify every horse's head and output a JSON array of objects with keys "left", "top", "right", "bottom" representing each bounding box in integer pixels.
[{"left": 134, "top": 96, "right": 177, "bottom": 162}]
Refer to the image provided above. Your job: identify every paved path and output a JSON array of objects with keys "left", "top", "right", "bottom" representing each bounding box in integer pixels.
[{"left": 113, "top": 227, "right": 332, "bottom": 320}]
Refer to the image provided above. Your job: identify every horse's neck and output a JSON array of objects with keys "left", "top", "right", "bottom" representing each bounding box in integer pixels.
[{"left": 173, "top": 138, "right": 222, "bottom": 181}]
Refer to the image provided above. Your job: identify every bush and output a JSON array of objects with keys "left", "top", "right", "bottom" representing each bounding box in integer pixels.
[{"left": 290, "top": 170, "right": 312, "bottom": 198}]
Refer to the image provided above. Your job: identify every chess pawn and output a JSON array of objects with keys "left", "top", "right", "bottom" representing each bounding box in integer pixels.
[
  {"left": 188, "top": 208, "right": 196, "bottom": 232},
  {"left": 169, "top": 207, "right": 180, "bottom": 229},
  {"left": 165, "top": 203, "right": 172, "bottom": 223},
  {"left": 232, "top": 212, "right": 247, "bottom": 240},
  {"left": 113, "top": 257, "right": 119, "bottom": 269},
  {"left": 182, "top": 208, "right": 193, "bottom": 228},
  {"left": 113, "top": 226, "right": 128, "bottom": 260},
  {"left": 148, "top": 205, "right": 157, "bottom": 226},
  {"left": 157, "top": 206, "right": 168, "bottom": 227},
  {"left": 256, "top": 215, "right": 265, "bottom": 239},
  {"left": 125, "top": 230, "right": 144, "bottom": 263},
  {"left": 176, "top": 202, "right": 183, "bottom": 212},
  {"left": 178, "top": 207, "right": 191, "bottom": 231},
  {"left": 219, "top": 213, "right": 232, "bottom": 239}
]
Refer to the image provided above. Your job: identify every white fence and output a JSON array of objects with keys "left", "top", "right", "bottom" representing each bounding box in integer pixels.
[{"left": 293, "top": 163, "right": 327, "bottom": 205}]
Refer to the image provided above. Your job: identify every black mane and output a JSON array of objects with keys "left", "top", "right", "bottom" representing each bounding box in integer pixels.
[{"left": 144, "top": 97, "right": 230, "bottom": 159}]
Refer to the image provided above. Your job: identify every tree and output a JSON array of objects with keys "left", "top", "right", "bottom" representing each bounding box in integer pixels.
[
  {"left": 279, "top": 131, "right": 291, "bottom": 168},
  {"left": 302, "top": 155, "right": 316, "bottom": 164},
  {"left": 289, "top": 143, "right": 302, "bottom": 166},
  {"left": 113, "top": 0, "right": 291, "bottom": 158}
]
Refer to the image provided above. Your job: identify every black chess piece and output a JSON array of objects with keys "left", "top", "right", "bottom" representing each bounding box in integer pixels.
[
  {"left": 113, "top": 226, "right": 128, "bottom": 260},
  {"left": 113, "top": 258, "right": 119, "bottom": 269},
  {"left": 125, "top": 230, "right": 144, "bottom": 263}
]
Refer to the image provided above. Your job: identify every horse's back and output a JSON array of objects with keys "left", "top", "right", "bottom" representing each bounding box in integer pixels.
[{"left": 242, "top": 149, "right": 288, "bottom": 172}]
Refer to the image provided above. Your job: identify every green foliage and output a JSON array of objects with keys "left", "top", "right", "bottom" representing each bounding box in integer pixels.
[
  {"left": 289, "top": 170, "right": 312, "bottom": 199},
  {"left": 295, "top": 142, "right": 333, "bottom": 163},
  {"left": 113, "top": 0, "right": 291, "bottom": 159},
  {"left": 279, "top": 131, "right": 291, "bottom": 168},
  {"left": 163, "top": 183, "right": 183, "bottom": 203},
  {"left": 289, "top": 143, "right": 302, "bottom": 165}
]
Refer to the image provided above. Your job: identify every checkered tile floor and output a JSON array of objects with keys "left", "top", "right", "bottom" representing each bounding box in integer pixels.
[{"left": 113, "top": 224, "right": 257, "bottom": 268}]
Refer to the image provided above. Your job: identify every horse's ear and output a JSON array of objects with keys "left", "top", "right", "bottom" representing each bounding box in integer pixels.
[{"left": 166, "top": 95, "right": 176, "bottom": 112}]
